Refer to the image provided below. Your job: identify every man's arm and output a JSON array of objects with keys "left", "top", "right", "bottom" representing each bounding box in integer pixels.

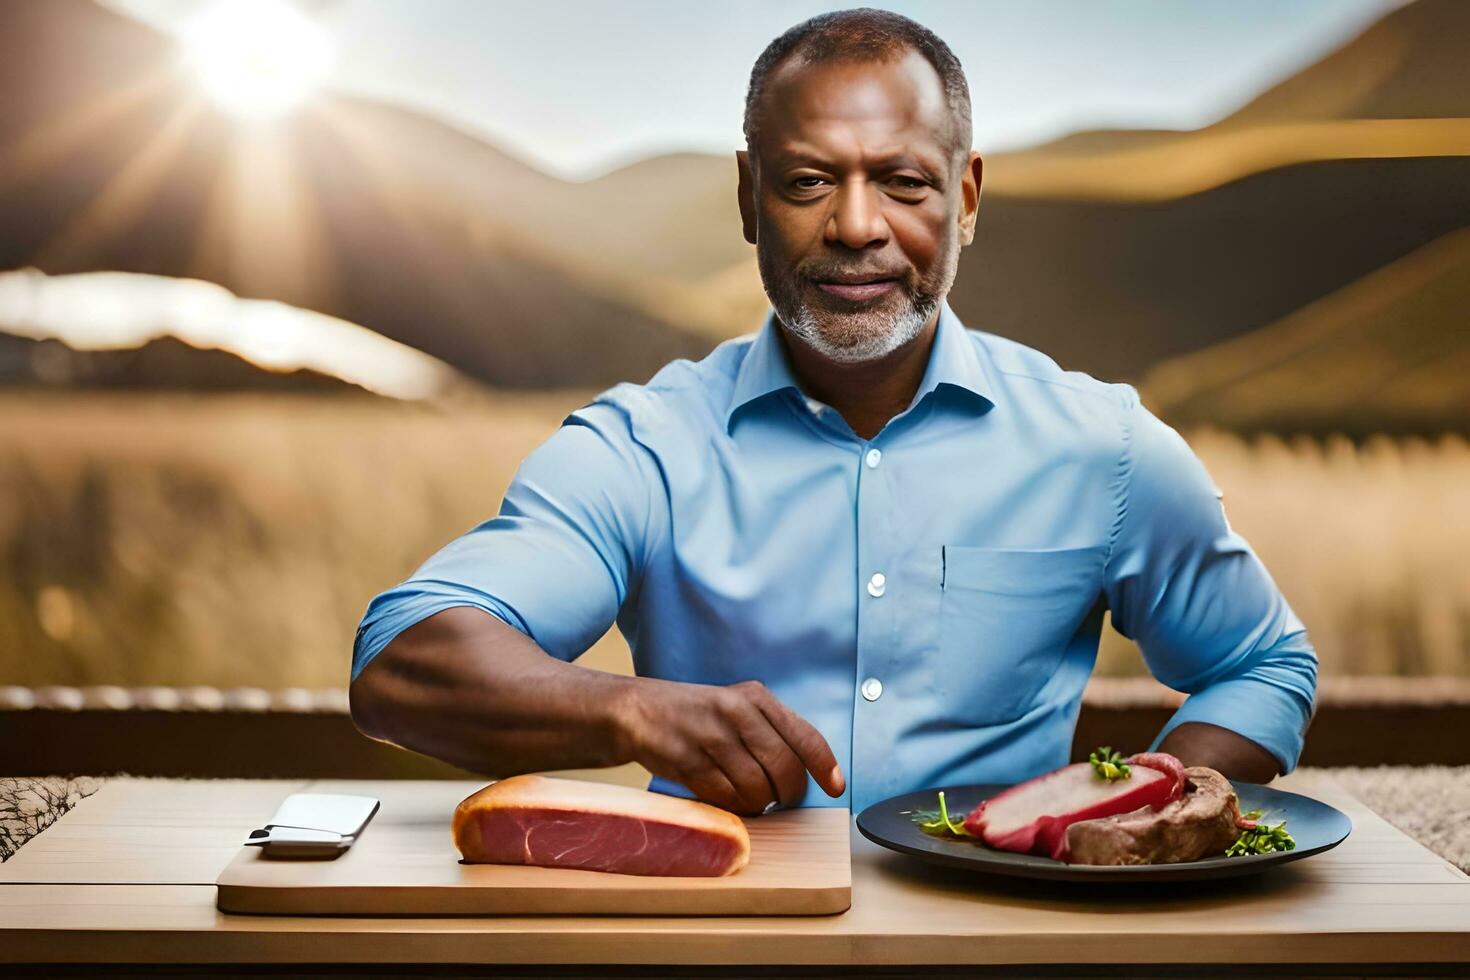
[
  {"left": 1102, "top": 386, "right": 1319, "bottom": 783},
  {"left": 351, "top": 605, "right": 844, "bottom": 812},
  {"left": 350, "top": 605, "right": 635, "bottom": 775},
  {"left": 348, "top": 402, "right": 844, "bottom": 813},
  {"left": 1156, "top": 721, "right": 1284, "bottom": 783}
]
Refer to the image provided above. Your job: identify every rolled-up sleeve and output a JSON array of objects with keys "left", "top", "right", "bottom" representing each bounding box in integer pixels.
[
  {"left": 350, "top": 399, "right": 658, "bottom": 683},
  {"left": 1102, "top": 385, "right": 1318, "bottom": 774}
]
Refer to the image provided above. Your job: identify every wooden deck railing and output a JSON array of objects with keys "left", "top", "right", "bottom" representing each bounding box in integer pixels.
[{"left": 2, "top": 677, "right": 1468, "bottom": 778}]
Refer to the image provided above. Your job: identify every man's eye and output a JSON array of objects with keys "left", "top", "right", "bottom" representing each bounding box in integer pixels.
[
  {"left": 792, "top": 176, "right": 825, "bottom": 189},
  {"left": 892, "top": 176, "right": 927, "bottom": 189}
]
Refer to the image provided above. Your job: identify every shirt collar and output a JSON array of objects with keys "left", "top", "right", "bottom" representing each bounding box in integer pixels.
[
  {"left": 724, "top": 298, "right": 996, "bottom": 433},
  {"left": 725, "top": 307, "right": 804, "bottom": 431},
  {"left": 904, "top": 298, "right": 996, "bottom": 416}
]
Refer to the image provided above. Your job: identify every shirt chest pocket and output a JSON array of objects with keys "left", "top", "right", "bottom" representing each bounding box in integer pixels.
[{"left": 938, "top": 544, "right": 1108, "bottom": 726}]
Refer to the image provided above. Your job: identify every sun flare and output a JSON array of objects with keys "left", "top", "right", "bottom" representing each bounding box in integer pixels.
[{"left": 182, "top": 0, "right": 334, "bottom": 122}]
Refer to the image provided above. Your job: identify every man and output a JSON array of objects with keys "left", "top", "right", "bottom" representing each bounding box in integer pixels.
[{"left": 348, "top": 9, "right": 1317, "bottom": 816}]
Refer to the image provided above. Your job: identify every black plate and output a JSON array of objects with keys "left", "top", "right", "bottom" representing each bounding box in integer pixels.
[{"left": 856, "top": 781, "right": 1352, "bottom": 882}]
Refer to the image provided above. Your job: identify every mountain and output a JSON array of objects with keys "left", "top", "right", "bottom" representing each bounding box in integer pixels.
[
  {"left": 1227, "top": 0, "right": 1470, "bottom": 124},
  {"left": 916, "top": 0, "right": 1470, "bottom": 383},
  {"left": 940, "top": 0, "right": 1470, "bottom": 385},
  {"left": 991, "top": 0, "right": 1470, "bottom": 200},
  {"left": 947, "top": 153, "right": 1470, "bottom": 382},
  {"left": 0, "top": 331, "right": 366, "bottom": 393},
  {"left": 0, "top": 0, "right": 715, "bottom": 388},
  {"left": 2, "top": 0, "right": 1468, "bottom": 410},
  {"left": 1137, "top": 226, "right": 1470, "bottom": 439}
]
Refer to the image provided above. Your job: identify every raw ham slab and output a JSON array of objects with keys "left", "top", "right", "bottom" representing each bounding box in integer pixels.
[{"left": 452, "top": 774, "right": 751, "bottom": 877}]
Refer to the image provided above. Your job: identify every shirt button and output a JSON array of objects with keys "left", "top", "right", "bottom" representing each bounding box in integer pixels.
[
  {"left": 866, "top": 572, "right": 886, "bottom": 597},
  {"left": 864, "top": 448, "right": 882, "bottom": 469},
  {"left": 861, "top": 677, "right": 883, "bottom": 702}
]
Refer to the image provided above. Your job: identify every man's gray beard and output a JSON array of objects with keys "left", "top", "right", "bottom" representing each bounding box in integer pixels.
[
  {"left": 778, "top": 291, "right": 939, "bottom": 364},
  {"left": 759, "top": 243, "right": 956, "bottom": 365}
]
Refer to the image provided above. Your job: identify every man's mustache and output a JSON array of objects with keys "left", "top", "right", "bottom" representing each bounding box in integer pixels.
[{"left": 801, "top": 267, "right": 909, "bottom": 284}]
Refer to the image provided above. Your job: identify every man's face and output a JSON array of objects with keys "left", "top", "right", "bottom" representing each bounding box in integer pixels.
[{"left": 737, "top": 48, "right": 982, "bottom": 364}]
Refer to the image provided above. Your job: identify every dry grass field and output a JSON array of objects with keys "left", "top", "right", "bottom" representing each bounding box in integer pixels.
[
  {"left": 1, "top": 390, "right": 1466, "bottom": 689},
  {"left": 1095, "top": 426, "right": 1470, "bottom": 678}
]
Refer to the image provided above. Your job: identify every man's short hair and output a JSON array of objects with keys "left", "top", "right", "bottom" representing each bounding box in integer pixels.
[{"left": 743, "top": 7, "right": 973, "bottom": 171}]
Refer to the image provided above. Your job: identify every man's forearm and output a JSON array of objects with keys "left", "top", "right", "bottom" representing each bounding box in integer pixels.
[
  {"left": 349, "top": 606, "right": 637, "bottom": 777},
  {"left": 1155, "top": 720, "right": 1283, "bottom": 783}
]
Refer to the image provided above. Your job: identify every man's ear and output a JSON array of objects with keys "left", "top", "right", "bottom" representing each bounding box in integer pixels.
[
  {"left": 957, "top": 150, "right": 983, "bottom": 247},
  {"left": 736, "top": 149, "right": 757, "bottom": 245}
]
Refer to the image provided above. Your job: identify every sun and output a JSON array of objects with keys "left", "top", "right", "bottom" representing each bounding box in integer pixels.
[{"left": 182, "top": 0, "right": 334, "bottom": 122}]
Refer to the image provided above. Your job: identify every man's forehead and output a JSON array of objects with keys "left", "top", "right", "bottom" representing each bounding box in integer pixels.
[{"left": 759, "top": 50, "right": 952, "bottom": 159}]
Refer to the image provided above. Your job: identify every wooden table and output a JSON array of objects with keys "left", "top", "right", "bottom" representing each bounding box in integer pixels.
[{"left": 1, "top": 770, "right": 1467, "bottom": 977}]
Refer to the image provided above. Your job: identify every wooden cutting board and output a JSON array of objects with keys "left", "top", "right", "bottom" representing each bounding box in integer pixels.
[{"left": 215, "top": 780, "right": 851, "bottom": 916}]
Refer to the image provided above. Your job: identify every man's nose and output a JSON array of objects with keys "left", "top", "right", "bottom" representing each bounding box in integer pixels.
[{"left": 824, "top": 178, "right": 889, "bottom": 250}]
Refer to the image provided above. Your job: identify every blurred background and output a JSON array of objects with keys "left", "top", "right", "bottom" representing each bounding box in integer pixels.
[{"left": 1, "top": 0, "right": 1466, "bottom": 729}]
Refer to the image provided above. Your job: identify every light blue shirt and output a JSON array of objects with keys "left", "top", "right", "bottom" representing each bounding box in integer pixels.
[{"left": 353, "top": 300, "right": 1317, "bottom": 813}]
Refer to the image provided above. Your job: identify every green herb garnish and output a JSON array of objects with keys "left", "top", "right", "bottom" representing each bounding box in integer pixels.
[
  {"left": 1088, "top": 745, "right": 1131, "bottom": 782},
  {"left": 906, "top": 790, "right": 973, "bottom": 838},
  {"left": 1226, "top": 809, "right": 1296, "bottom": 857}
]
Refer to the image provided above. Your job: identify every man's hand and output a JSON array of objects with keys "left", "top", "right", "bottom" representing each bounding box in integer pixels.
[{"left": 612, "top": 677, "right": 846, "bottom": 816}]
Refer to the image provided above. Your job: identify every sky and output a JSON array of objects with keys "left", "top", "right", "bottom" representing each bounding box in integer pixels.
[{"left": 109, "top": 0, "right": 1406, "bottom": 181}]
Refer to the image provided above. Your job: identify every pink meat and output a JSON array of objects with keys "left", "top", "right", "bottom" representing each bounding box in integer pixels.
[
  {"left": 1125, "top": 752, "right": 1188, "bottom": 798},
  {"left": 463, "top": 806, "right": 747, "bottom": 877},
  {"left": 964, "top": 752, "right": 1188, "bottom": 861}
]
